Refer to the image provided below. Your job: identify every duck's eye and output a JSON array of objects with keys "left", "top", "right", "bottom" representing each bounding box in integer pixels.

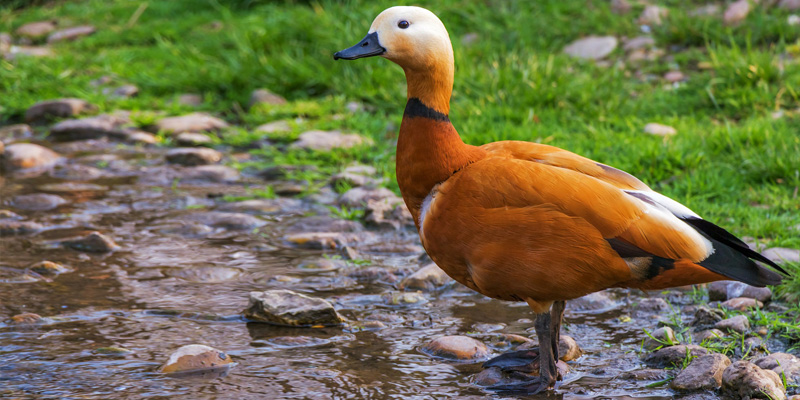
[{"left": 398, "top": 20, "right": 410, "bottom": 29}]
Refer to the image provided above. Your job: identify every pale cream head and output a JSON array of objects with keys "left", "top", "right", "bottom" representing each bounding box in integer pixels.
[{"left": 368, "top": 6, "right": 454, "bottom": 71}]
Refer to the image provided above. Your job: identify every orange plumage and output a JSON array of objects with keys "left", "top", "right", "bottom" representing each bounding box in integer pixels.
[{"left": 335, "top": 5, "right": 789, "bottom": 393}]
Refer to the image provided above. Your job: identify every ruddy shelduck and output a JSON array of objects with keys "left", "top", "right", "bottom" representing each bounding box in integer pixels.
[{"left": 334, "top": 6, "right": 789, "bottom": 394}]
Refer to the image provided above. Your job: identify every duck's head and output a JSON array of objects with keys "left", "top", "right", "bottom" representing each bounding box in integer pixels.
[{"left": 334, "top": 6, "right": 453, "bottom": 72}]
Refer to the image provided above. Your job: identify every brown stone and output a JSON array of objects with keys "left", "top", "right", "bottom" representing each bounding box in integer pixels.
[
  {"left": 722, "top": 361, "right": 786, "bottom": 400},
  {"left": 671, "top": 353, "right": 731, "bottom": 390},
  {"left": 25, "top": 98, "right": 94, "bottom": 122},
  {"left": 159, "top": 344, "right": 233, "bottom": 374},
  {"left": 420, "top": 335, "right": 490, "bottom": 361},
  {"left": 1, "top": 143, "right": 60, "bottom": 171}
]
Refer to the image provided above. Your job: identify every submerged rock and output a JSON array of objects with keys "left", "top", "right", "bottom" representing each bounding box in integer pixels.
[
  {"left": 62, "top": 231, "right": 119, "bottom": 253},
  {"left": 284, "top": 232, "right": 344, "bottom": 250},
  {"left": 420, "top": 335, "right": 490, "bottom": 362},
  {"left": 0, "top": 219, "right": 43, "bottom": 236},
  {"left": 643, "top": 345, "right": 708, "bottom": 368},
  {"left": 159, "top": 344, "right": 233, "bottom": 374},
  {"left": 671, "top": 353, "right": 731, "bottom": 391},
  {"left": 243, "top": 289, "right": 345, "bottom": 326},
  {"left": 9, "top": 313, "right": 43, "bottom": 325},
  {"left": 721, "top": 361, "right": 786, "bottom": 400},
  {"left": 179, "top": 211, "right": 265, "bottom": 230},
  {"left": 381, "top": 291, "right": 427, "bottom": 306},
  {"left": 29, "top": 261, "right": 71, "bottom": 276}
]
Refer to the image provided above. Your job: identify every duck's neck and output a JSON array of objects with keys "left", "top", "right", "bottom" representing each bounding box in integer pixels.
[{"left": 396, "top": 67, "right": 485, "bottom": 227}]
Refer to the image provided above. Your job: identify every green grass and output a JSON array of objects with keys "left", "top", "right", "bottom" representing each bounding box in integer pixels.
[{"left": 1, "top": 0, "right": 799, "bottom": 286}]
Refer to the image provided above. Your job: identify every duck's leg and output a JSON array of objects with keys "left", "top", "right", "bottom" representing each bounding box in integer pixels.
[{"left": 487, "top": 301, "right": 566, "bottom": 394}]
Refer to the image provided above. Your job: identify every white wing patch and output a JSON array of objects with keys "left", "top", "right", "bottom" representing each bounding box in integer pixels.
[
  {"left": 624, "top": 189, "right": 714, "bottom": 258},
  {"left": 418, "top": 184, "right": 440, "bottom": 241}
]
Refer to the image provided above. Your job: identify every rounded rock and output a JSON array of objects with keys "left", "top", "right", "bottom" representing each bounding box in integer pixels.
[
  {"left": 10, "top": 193, "right": 67, "bottom": 211},
  {"left": 644, "top": 123, "right": 677, "bottom": 136},
  {"left": 714, "top": 315, "right": 750, "bottom": 333},
  {"left": 165, "top": 147, "right": 222, "bottom": 166},
  {"left": 720, "top": 297, "right": 763, "bottom": 311},
  {"left": 558, "top": 335, "right": 583, "bottom": 361},
  {"left": 643, "top": 326, "right": 677, "bottom": 350},
  {"left": 25, "top": 98, "right": 93, "bottom": 122},
  {"left": 175, "top": 132, "right": 213, "bottom": 147},
  {"left": 420, "top": 335, "right": 490, "bottom": 362},
  {"left": 563, "top": 36, "right": 618, "bottom": 60},
  {"left": 1, "top": 143, "right": 60, "bottom": 171},
  {"left": 159, "top": 344, "right": 233, "bottom": 374},
  {"left": 722, "top": 361, "right": 786, "bottom": 400},
  {"left": 29, "top": 261, "right": 71, "bottom": 276},
  {"left": 243, "top": 289, "right": 345, "bottom": 326},
  {"left": 643, "top": 344, "right": 709, "bottom": 368},
  {"left": 671, "top": 353, "right": 731, "bottom": 391},
  {"left": 399, "top": 263, "right": 453, "bottom": 291},
  {"left": 62, "top": 231, "right": 119, "bottom": 253}
]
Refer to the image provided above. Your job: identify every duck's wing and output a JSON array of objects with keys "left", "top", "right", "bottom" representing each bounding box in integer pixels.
[{"left": 460, "top": 143, "right": 788, "bottom": 288}]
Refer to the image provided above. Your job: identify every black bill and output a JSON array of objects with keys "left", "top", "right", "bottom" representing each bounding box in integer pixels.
[{"left": 333, "top": 32, "right": 386, "bottom": 60}]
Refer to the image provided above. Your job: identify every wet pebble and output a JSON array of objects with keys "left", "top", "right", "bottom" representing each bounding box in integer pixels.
[
  {"left": 643, "top": 344, "right": 708, "bottom": 368},
  {"left": 49, "top": 164, "right": 104, "bottom": 180},
  {"left": 297, "top": 258, "right": 344, "bottom": 273},
  {"left": 364, "top": 199, "right": 412, "bottom": 229},
  {"left": 95, "top": 346, "right": 134, "bottom": 355},
  {"left": 29, "top": 261, "right": 71, "bottom": 276},
  {"left": 166, "top": 147, "right": 222, "bottom": 166},
  {"left": 671, "top": 353, "right": 731, "bottom": 391},
  {"left": 216, "top": 198, "right": 303, "bottom": 214},
  {"left": 618, "top": 368, "right": 673, "bottom": 381},
  {"left": 695, "top": 328, "right": 725, "bottom": 343},
  {"left": 168, "top": 266, "right": 241, "bottom": 283},
  {"left": 179, "top": 211, "right": 265, "bottom": 230},
  {"left": 47, "top": 25, "right": 95, "bottom": 43},
  {"left": 420, "top": 335, "right": 490, "bottom": 362},
  {"left": 243, "top": 289, "right": 345, "bottom": 326},
  {"left": 722, "top": 361, "right": 786, "bottom": 400},
  {"left": 290, "top": 130, "right": 368, "bottom": 151},
  {"left": 643, "top": 326, "right": 676, "bottom": 350},
  {"left": 175, "top": 132, "right": 212, "bottom": 146},
  {"left": 339, "top": 186, "right": 400, "bottom": 207},
  {"left": 690, "top": 306, "right": 725, "bottom": 328},
  {"left": 399, "top": 263, "right": 453, "bottom": 291},
  {"left": 37, "top": 182, "right": 109, "bottom": 196},
  {"left": 636, "top": 297, "right": 670, "bottom": 313},
  {"left": 62, "top": 231, "right": 119, "bottom": 253},
  {"left": 156, "top": 113, "right": 229, "bottom": 134},
  {"left": 159, "top": 344, "right": 233, "bottom": 374},
  {"left": 567, "top": 291, "right": 618, "bottom": 312},
  {"left": 720, "top": 297, "right": 762, "bottom": 311},
  {"left": 347, "top": 266, "right": 399, "bottom": 284},
  {"left": 10, "top": 313, "right": 43, "bottom": 325},
  {"left": 0, "top": 219, "right": 44, "bottom": 236},
  {"left": 381, "top": 291, "right": 427, "bottom": 306},
  {"left": 563, "top": 36, "right": 617, "bottom": 60},
  {"left": 1, "top": 143, "right": 60, "bottom": 171},
  {"left": 558, "top": 335, "right": 583, "bottom": 361},
  {"left": 249, "top": 88, "right": 286, "bottom": 107},
  {"left": 25, "top": 98, "right": 94, "bottom": 122},
  {"left": 49, "top": 115, "right": 126, "bottom": 141},
  {"left": 267, "top": 336, "right": 327, "bottom": 348},
  {"left": 284, "top": 232, "right": 344, "bottom": 250},
  {"left": 180, "top": 165, "right": 239, "bottom": 183},
  {"left": 10, "top": 193, "right": 67, "bottom": 211},
  {"left": 714, "top": 315, "right": 749, "bottom": 333}
]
